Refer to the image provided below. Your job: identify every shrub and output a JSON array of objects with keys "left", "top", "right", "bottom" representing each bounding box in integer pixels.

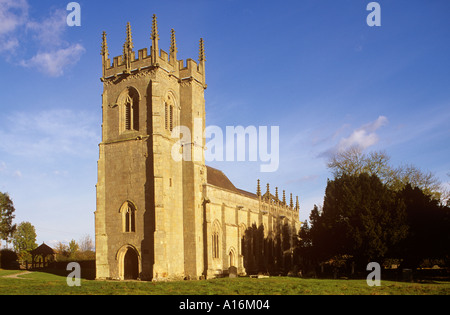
[{"left": 0, "top": 249, "right": 19, "bottom": 269}]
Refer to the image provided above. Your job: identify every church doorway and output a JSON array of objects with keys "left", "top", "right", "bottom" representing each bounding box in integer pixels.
[{"left": 123, "top": 248, "right": 139, "bottom": 280}]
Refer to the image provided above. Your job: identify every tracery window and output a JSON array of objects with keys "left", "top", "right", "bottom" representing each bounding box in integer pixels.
[
  {"left": 120, "top": 201, "right": 136, "bottom": 233},
  {"left": 212, "top": 221, "right": 221, "bottom": 259},
  {"left": 212, "top": 232, "right": 219, "bottom": 259},
  {"left": 125, "top": 99, "right": 132, "bottom": 130},
  {"left": 164, "top": 93, "right": 176, "bottom": 132},
  {"left": 119, "top": 88, "right": 139, "bottom": 133}
]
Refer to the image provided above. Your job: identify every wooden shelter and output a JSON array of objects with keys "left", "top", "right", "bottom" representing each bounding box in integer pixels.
[{"left": 30, "top": 243, "right": 55, "bottom": 269}]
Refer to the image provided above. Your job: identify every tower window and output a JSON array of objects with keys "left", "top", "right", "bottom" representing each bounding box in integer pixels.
[
  {"left": 165, "top": 103, "right": 174, "bottom": 132},
  {"left": 169, "top": 105, "right": 173, "bottom": 131},
  {"left": 165, "top": 102, "right": 169, "bottom": 130},
  {"left": 119, "top": 89, "right": 139, "bottom": 133},
  {"left": 121, "top": 201, "right": 136, "bottom": 233},
  {"left": 125, "top": 101, "right": 131, "bottom": 130},
  {"left": 164, "top": 94, "right": 176, "bottom": 133}
]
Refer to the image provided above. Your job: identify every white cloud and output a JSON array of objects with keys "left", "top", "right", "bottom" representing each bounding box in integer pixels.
[
  {"left": 318, "top": 116, "right": 388, "bottom": 159},
  {"left": 20, "top": 44, "right": 85, "bottom": 77},
  {"left": 0, "top": 37, "right": 18, "bottom": 52},
  {"left": 337, "top": 116, "right": 388, "bottom": 152},
  {"left": 0, "top": 0, "right": 28, "bottom": 53},
  {"left": 0, "top": 0, "right": 85, "bottom": 76},
  {"left": 0, "top": 0, "right": 28, "bottom": 35}
]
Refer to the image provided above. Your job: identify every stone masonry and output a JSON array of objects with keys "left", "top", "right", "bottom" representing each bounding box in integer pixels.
[{"left": 95, "top": 15, "right": 302, "bottom": 281}]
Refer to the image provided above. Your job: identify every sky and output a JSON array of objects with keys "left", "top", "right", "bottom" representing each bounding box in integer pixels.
[{"left": 0, "top": 0, "right": 449, "bottom": 247}]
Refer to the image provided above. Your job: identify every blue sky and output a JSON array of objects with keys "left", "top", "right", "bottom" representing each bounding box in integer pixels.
[{"left": 0, "top": 0, "right": 449, "bottom": 247}]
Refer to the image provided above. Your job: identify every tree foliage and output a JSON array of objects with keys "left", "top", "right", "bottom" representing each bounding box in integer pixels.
[
  {"left": 0, "top": 192, "right": 16, "bottom": 245},
  {"left": 54, "top": 236, "right": 95, "bottom": 261},
  {"left": 327, "top": 147, "right": 393, "bottom": 182},
  {"left": 12, "top": 222, "right": 37, "bottom": 262},
  {"left": 68, "top": 239, "right": 79, "bottom": 256},
  {"left": 301, "top": 171, "right": 450, "bottom": 272},
  {"left": 394, "top": 185, "right": 450, "bottom": 268},
  {"left": 308, "top": 174, "right": 408, "bottom": 267}
]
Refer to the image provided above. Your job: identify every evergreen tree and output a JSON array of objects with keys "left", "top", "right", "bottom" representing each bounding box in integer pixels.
[
  {"left": 310, "top": 174, "right": 408, "bottom": 268},
  {"left": 68, "top": 239, "right": 79, "bottom": 258},
  {"left": 395, "top": 185, "right": 450, "bottom": 268}
]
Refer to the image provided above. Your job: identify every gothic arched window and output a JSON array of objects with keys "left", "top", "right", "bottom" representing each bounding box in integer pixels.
[
  {"left": 212, "top": 221, "right": 221, "bottom": 259},
  {"left": 164, "top": 93, "right": 176, "bottom": 132},
  {"left": 212, "top": 232, "right": 219, "bottom": 259},
  {"left": 125, "top": 99, "right": 132, "bottom": 130},
  {"left": 120, "top": 201, "right": 136, "bottom": 233},
  {"left": 118, "top": 87, "right": 139, "bottom": 133}
]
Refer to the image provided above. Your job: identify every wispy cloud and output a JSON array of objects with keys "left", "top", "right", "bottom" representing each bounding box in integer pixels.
[
  {"left": 0, "top": 1, "right": 85, "bottom": 76},
  {"left": 20, "top": 43, "right": 85, "bottom": 77},
  {"left": 0, "top": 109, "right": 99, "bottom": 159},
  {"left": 0, "top": 160, "right": 22, "bottom": 180},
  {"left": 25, "top": 9, "right": 67, "bottom": 47},
  {"left": 0, "top": 0, "right": 28, "bottom": 35},
  {"left": 0, "top": 0, "right": 28, "bottom": 53}
]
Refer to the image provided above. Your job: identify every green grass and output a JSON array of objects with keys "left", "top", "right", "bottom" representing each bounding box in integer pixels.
[{"left": 0, "top": 269, "right": 449, "bottom": 295}]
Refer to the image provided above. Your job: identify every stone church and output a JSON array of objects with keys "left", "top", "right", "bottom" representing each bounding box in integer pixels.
[{"left": 95, "top": 15, "right": 302, "bottom": 281}]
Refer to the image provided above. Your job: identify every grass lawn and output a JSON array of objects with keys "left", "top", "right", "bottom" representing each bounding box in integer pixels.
[{"left": 0, "top": 269, "right": 449, "bottom": 295}]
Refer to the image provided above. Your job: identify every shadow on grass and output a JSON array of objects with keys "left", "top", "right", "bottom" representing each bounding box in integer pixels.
[{"left": 28, "top": 260, "right": 95, "bottom": 280}]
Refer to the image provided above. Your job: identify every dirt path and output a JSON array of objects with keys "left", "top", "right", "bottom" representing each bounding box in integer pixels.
[{"left": 1, "top": 271, "right": 33, "bottom": 279}]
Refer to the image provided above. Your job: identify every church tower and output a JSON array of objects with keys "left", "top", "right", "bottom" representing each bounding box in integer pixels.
[{"left": 95, "top": 16, "right": 207, "bottom": 281}]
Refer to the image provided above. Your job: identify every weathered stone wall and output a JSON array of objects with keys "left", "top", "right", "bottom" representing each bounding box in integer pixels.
[
  {"left": 96, "top": 17, "right": 301, "bottom": 281},
  {"left": 203, "top": 183, "right": 300, "bottom": 277}
]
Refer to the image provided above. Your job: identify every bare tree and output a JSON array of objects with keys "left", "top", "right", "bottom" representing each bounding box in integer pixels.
[
  {"left": 327, "top": 147, "right": 444, "bottom": 201},
  {"left": 392, "top": 164, "right": 442, "bottom": 200},
  {"left": 79, "top": 234, "right": 94, "bottom": 252},
  {"left": 327, "top": 147, "right": 393, "bottom": 181}
]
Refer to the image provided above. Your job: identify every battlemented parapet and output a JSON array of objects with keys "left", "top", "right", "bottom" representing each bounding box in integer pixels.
[{"left": 100, "top": 15, "right": 206, "bottom": 90}]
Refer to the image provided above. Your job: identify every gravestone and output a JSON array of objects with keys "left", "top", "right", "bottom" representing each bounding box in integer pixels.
[
  {"left": 229, "top": 266, "right": 237, "bottom": 278},
  {"left": 402, "top": 269, "right": 413, "bottom": 282}
]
